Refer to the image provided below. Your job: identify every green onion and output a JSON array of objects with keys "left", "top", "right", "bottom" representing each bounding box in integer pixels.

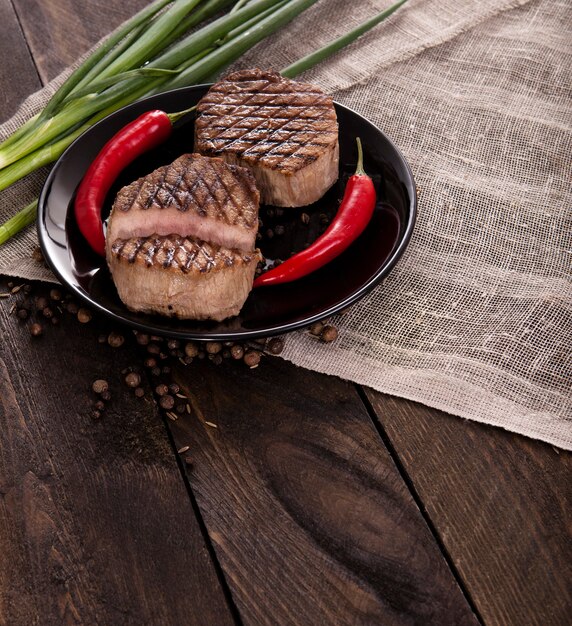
[
  {"left": 45, "top": 0, "right": 174, "bottom": 114},
  {"left": 91, "top": 0, "right": 203, "bottom": 84},
  {"left": 165, "top": 0, "right": 319, "bottom": 90},
  {"left": 282, "top": 0, "right": 409, "bottom": 78},
  {"left": 9, "top": 0, "right": 175, "bottom": 145},
  {"left": 0, "top": 0, "right": 411, "bottom": 245},
  {"left": 0, "top": 200, "right": 37, "bottom": 246},
  {"left": 0, "top": 0, "right": 286, "bottom": 170}
]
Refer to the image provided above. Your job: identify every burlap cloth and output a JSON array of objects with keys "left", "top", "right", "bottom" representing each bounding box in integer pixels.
[{"left": 1, "top": 0, "right": 570, "bottom": 449}]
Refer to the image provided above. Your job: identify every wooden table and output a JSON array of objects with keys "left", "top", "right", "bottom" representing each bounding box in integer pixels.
[{"left": 1, "top": 1, "right": 570, "bottom": 624}]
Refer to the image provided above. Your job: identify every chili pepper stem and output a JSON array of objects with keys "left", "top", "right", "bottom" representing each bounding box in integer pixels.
[
  {"left": 167, "top": 105, "right": 197, "bottom": 125},
  {"left": 355, "top": 137, "right": 366, "bottom": 176}
]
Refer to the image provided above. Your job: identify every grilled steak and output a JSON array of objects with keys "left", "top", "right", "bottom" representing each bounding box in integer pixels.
[
  {"left": 194, "top": 69, "right": 339, "bottom": 207},
  {"left": 106, "top": 153, "right": 259, "bottom": 252},
  {"left": 108, "top": 234, "right": 261, "bottom": 321}
]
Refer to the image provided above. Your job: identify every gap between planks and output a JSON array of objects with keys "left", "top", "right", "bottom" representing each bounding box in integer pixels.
[
  {"left": 140, "top": 352, "right": 245, "bottom": 626},
  {"left": 354, "top": 384, "right": 485, "bottom": 626}
]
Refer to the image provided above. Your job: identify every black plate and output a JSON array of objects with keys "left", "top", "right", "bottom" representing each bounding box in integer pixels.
[{"left": 38, "top": 84, "right": 416, "bottom": 340}]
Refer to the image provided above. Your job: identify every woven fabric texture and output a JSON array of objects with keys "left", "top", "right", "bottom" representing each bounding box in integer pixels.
[{"left": 0, "top": 0, "right": 570, "bottom": 448}]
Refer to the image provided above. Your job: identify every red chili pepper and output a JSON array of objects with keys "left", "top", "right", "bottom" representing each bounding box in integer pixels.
[
  {"left": 253, "top": 137, "right": 376, "bottom": 288},
  {"left": 74, "top": 107, "right": 194, "bottom": 256}
]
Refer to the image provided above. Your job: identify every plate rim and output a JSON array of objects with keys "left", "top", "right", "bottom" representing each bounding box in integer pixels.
[{"left": 37, "top": 83, "right": 417, "bottom": 341}]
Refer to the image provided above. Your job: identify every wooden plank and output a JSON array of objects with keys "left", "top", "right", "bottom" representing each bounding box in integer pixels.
[
  {"left": 364, "top": 390, "right": 572, "bottom": 626},
  {"left": 0, "top": 280, "right": 236, "bottom": 626},
  {"left": 0, "top": 0, "right": 42, "bottom": 120},
  {"left": 163, "top": 354, "right": 479, "bottom": 625},
  {"left": 12, "top": 0, "right": 149, "bottom": 83}
]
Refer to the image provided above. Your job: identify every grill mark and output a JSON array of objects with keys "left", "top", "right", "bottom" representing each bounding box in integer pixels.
[
  {"left": 197, "top": 88, "right": 284, "bottom": 149},
  {"left": 111, "top": 234, "right": 255, "bottom": 273},
  {"left": 199, "top": 98, "right": 330, "bottom": 114},
  {"left": 119, "top": 178, "right": 146, "bottom": 212},
  {"left": 208, "top": 104, "right": 312, "bottom": 157},
  {"left": 143, "top": 166, "right": 170, "bottom": 209},
  {"left": 164, "top": 167, "right": 187, "bottom": 208},
  {"left": 196, "top": 77, "right": 337, "bottom": 173},
  {"left": 128, "top": 238, "right": 145, "bottom": 263},
  {"left": 211, "top": 166, "right": 244, "bottom": 226}
]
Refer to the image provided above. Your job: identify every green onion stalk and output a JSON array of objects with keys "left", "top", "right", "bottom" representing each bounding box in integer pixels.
[
  {"left": 0, "top": 0, "right": 286, "bottom": 169},
  {"left": 0, "top": 0, "right": 409, "bottom": 246}
]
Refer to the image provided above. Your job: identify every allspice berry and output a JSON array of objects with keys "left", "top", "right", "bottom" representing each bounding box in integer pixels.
[
  {"left": 309, "top": 321, "right": 324, "bottom": 336},
  {"left": 184, "top": 341, "right": 199, "bottom": 358},
  {"left": 206, "top": 342, "right": 222, "bottom": 354},
  {"left": 266, "top": 337, "right": 285, "bottom": 355},
  {"left": 125, "top": 372, "right": 141, "bottom": 388},
  {"left": 135, "top": 333, "right": 150, "bottom": 346},
  {"left": 243, "top": 350, "right": 261, "bottom": 368},
  {"left": 92, "top": 379, "right": 109, "bottom": 395},
  {"left": 321, "top": 325, "right": 338, "bottom": 343},
  {"left": 159, "top": 395, "right": 175, "bottom": 410},
  {"left": 29, "top": 322, "right": 43, "bottom": 337},
  {"left": 77, "top": 308, "right": 92, "bottom": 323},
  {"left": 108, "top": 332, "right": 124, "bottom": 348},
  {"left": 155, "top": 383, "right": 169, "bottom": 397},
  {"left": 230, "top": 344, "right": 244, "bottom": 360}
]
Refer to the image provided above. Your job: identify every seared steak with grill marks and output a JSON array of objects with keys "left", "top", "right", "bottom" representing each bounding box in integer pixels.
[
  {"left": 106, "top": 153, "right": 259, "bottom": 252},
  {"left": 194, "top": 69, "right": 339, "bottom": 207},
  {"left": 108, "top": 234, "right": 261, "bottom": 320},
  {"left": 105, "top": 153, "right": 261, "bottom": 321}
]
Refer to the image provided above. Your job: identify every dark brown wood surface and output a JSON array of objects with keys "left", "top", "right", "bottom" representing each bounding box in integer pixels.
[
  {"left": 1, "top": 1, "right": 570, "bottom": 625},
  {"left": 167, "top": 356, "right": 477, "bottom": 625},
  {"left": 0, "top": 280, "right": 236, "bottom": 626},
  {"left": 365, "top": 391, "right": 572, "bottom": 626}
]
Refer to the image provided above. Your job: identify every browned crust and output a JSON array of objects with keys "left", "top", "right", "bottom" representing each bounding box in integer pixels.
[
  {"left": 113, "top": 153, "right": 260, "bottom": 230},
  {"left": 110, "top": 235, "right": 261, "bottom": 275},
  {"left": 195, "top": 69, "right": 338, "bottom": 174}
]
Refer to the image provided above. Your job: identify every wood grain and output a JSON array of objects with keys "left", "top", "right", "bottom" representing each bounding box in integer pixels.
[
  {"left": 164, "top": 355, "right": 478, "bottom": 626},
  {"left": 0, "top": 0, "right": 41, "bottom": 119},
  {"left": 12, "top": 0, "right": 149, "bottom": 83},
  {"left": 365, "top": 390, "right": 572, "bottom": 626},
  {"left": 0, "top": 281, "right": 235, "bottom": 626}
]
